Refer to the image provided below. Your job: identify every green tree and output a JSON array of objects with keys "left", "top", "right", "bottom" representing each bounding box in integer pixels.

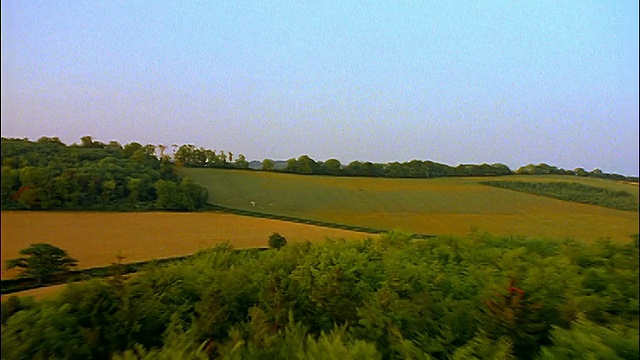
[
  {"left": 297, "top": 155, "right": 317, "bottom": 174},
  {"left": 324, "top": 159, "right": 342, "bottom": 175},
  {"left": 235, "top": 154, "right": 249, "bottom": 169},
  {"left": 5, "top": 243, "right": 78, "bottom": 285},
  {"left": 285, "top": 158, "right": 298, "bottom": 173},
  {"left": 268, "top": 233, "right": 287, "bottom": 250},
  {"left": 262, "top": 159, "right": 275, "bottom": 171}
]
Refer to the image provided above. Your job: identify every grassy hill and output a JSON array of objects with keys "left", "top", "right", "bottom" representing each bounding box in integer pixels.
[{"left": 182, "top": 168, "right": 639, "bottom": 242}]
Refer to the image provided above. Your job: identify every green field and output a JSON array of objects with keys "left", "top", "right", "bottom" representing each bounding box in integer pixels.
[{"left": 182, "top": 169, "right": 639, "bottom": 242}]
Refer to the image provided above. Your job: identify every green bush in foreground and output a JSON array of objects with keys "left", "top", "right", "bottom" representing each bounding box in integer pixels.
[{"left": 1, "top": 233, "right": 638, "bottom": 359}]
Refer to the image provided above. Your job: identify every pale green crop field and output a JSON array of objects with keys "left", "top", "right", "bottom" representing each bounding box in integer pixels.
[{"left": 182, "top": 168, "right": 639, "bottom": 243}]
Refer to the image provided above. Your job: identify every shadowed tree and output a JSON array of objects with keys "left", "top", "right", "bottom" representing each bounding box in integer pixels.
[
  {"left": 5, "top": 243, "right": 78, "bottom": 285},
  {"left": 268, "top": 233, "right": 287, "bottom": 250}
]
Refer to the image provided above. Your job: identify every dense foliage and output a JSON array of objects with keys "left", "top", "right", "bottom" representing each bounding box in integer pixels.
[
  {"left": 2, "top": 232, "right": 638, "bottom": 359},
  {"left": 279, "top": 157, "right": 637, "bottom": 181},
  {"left": 1, "top": 137, "right": 208, "bottom": 211},
  {"left": 481, "top": 181, "right": 638, "bottom": 212},
  {"left": 282, "top": 156, "right": 512, "bottom": 178},
  {"left": 267, "top": 232, "right": 287, "bottom": 250}
]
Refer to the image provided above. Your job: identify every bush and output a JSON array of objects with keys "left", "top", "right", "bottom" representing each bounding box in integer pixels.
[{"left": 268, "top": 233, "right": 287, "bottom": 250}]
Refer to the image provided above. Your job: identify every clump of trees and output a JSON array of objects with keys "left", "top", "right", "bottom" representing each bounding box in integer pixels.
[
  {"left": 173, "top": 144, "right": 249, "bottom": 169},
  {"left": 1, "top": 137, "right": 208, "bottom": 211},
  {"left": 1, "top": 233, "right": 638, "bottom": 359},
  {"left": 514, "top": 163, "right": 638, "bottom": 181}
]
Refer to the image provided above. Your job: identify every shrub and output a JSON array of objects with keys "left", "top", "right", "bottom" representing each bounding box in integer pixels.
[{"left": 268, "top": 233, "right": 287, "bottom": 250}]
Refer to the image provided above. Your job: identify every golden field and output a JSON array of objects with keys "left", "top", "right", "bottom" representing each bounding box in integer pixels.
[
  {"left": 1, "top": 211, "right": 373, "bottom": 280},
  {"left": 1, "top": 284, "right": 68, "bottom": 302}
]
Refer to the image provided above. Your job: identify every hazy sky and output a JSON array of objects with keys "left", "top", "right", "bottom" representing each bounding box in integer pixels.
[{"left": 2, "top": 1, "right": 638, "bottom": 175}]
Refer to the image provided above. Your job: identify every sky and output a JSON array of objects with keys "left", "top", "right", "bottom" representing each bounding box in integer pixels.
[{"left": 1, "top": 1, "right": 639, "bottom": 175}]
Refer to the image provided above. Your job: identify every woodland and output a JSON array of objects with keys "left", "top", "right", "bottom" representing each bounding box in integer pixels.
[{"left": 2, "top": 232, "right": 638, "bottom": 359}]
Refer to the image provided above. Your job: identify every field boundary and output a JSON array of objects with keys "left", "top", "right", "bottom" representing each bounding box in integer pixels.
[
  {"left": 1, "top": 248, "right": 271, "bottom": 296},
  {"left": 204, "top": 203, "right": 438, "bottom": 239},
  {"left": 479, "top": 180, "right": 639, "bottom": 211}
]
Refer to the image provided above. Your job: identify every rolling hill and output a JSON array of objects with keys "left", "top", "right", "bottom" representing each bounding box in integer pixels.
[{"left": 182, "top": 168, "right": 639, "bottom": 242}]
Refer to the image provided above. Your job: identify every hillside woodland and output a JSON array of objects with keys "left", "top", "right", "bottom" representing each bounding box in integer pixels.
[
  {"left": 1, "top": 232, "right": 638, "bottom": 359},
  {"left": 1, "top": 137, "right": 208, "bottom": 211}
]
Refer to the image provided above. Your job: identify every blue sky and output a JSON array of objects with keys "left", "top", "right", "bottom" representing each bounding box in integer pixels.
[{"left": 2, "top": 1, "right": 638, "bottom": 175}]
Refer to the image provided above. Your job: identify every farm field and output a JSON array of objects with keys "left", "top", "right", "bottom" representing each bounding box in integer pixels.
[
  {"left": 1, "top": 284, "right": 67, "bottom": 302},
  {"left": 0, "top": 211, "right": 373, "bottom": 280},
  {"left": 183, "top": 168, "right": 639, "bottom": 242}
]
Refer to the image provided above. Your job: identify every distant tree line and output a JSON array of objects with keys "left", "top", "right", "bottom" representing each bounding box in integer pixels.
[
  {"left": 107, "top": 139, "right": 640, "bottom": 182},
  {"left": 272, "top": 155, "right": 638, "bottom": 181},
  {"left": 1, "top": 137, "right": 208, "bottom": 211}
]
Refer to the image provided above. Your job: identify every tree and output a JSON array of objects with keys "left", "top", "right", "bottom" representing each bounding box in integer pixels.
[
  {"left": 268, "top": 233, "right": 287, "bottom": 250},
  {"left": 324, "top": 159, "right": 342, "bottom": 176},
  {"left": 235, "top": 154, "right": 249, "bottom": 169},
  {"left": 80, "top": 135, "right": 94, "bottom": 148},
  {"left": 297, "top": 155, "right": 317, "bottom": 174},
  {"left": 285, "top": 158, "right": 298, "bottom": 173},
  {"left": 262, "top": 159, "right": 275, "bottom": 171},
  {"left": 5, "top": 243, "right": 78, "bottom": 284}
]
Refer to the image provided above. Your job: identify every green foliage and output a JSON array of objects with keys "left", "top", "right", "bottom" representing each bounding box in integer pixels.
[
  {"left": 538, "top": 315, "right": 639, "bottom": 359},
  {"left": 0, "top": 137, "right": 208, "bottom": 211},
  {"left": 1, "top": 234, "right": 638, "bottom": 359},
  {"left": 262, "top": 159, "right": 275, "bottom": 171},
  {"left": 481, "top": 181, "right": 638, "bottom": 211},
  {"left": 154, "top": 177, "right": 208, "bottom": 211},
  {"left": 5, "top": 243, "right": 78, "bottom": 285},
  {"left": 268, "top": 232, "right": 288, "bottom": 250}
]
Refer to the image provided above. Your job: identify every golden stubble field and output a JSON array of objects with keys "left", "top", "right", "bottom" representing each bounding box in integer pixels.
[{"left": 1, "top": 211, "right": 374, "bottom": 280}]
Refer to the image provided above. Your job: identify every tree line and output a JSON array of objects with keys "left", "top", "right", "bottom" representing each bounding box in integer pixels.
[
  {"left": 171, "top": 142, "right": 637, "bottom": 181},
  {"left": 2, "top": 136, "right": 636, "bottom": 212},
  {"left": 1, "top": 232, "right": 638, "bottom": 359},
  {"left": 273, "top": 156, "right": 638, "bottom": 180},
  {"left": 1, "top": 137, "right": 208, "bottom": 211}
]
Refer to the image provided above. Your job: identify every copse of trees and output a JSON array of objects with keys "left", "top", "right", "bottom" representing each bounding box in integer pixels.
[
  {"left": 173, "top": 144, "right": 249, "bottom": 169},
  {"left": 515, "top": 163, "right": 639, "bottom": 182},
  {"left": 1, "top": 137, "right": 207, "bottom": 211}
]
